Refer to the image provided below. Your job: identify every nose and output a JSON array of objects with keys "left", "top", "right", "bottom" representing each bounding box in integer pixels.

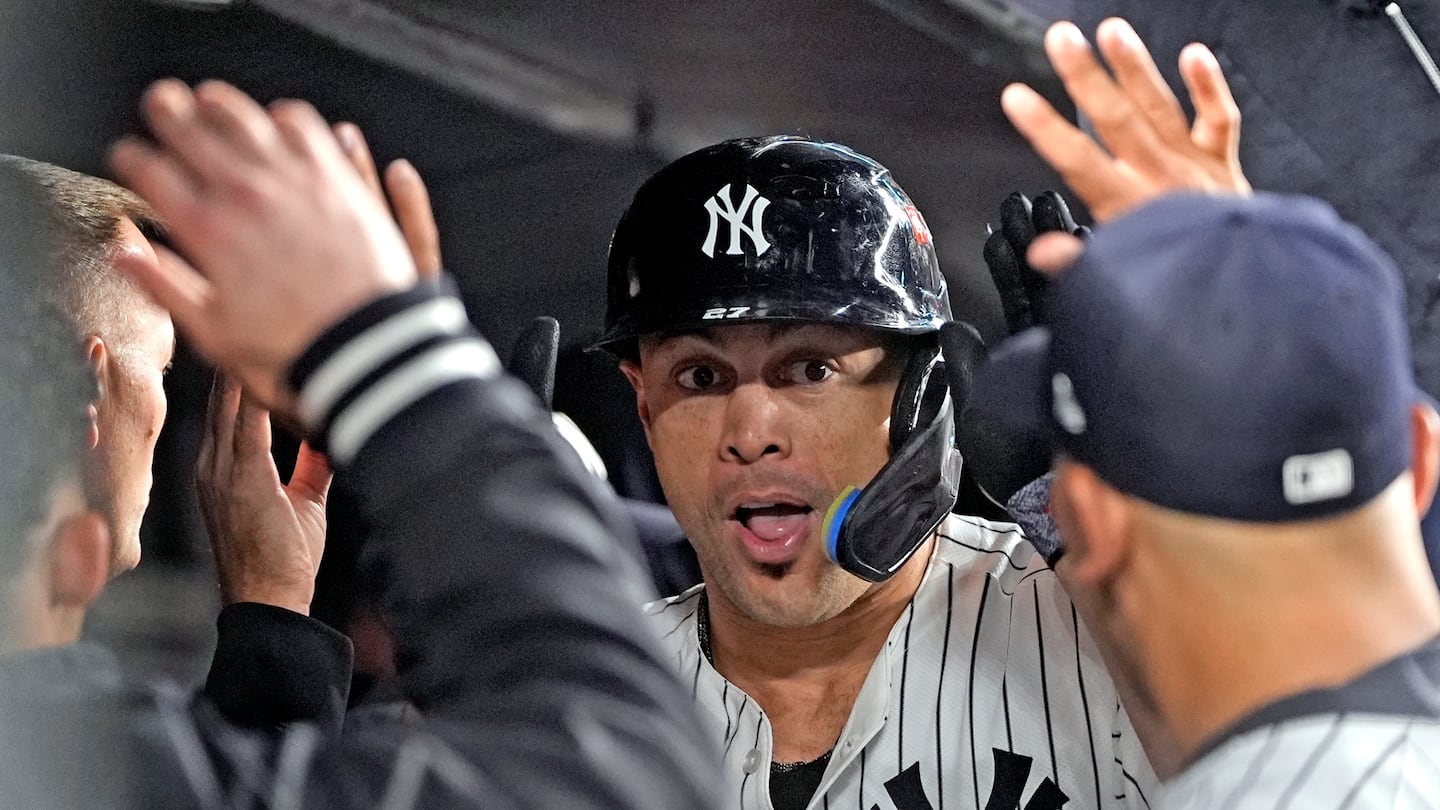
[{"left": 719, "top": 382, "right": 790, "bottom": 464}]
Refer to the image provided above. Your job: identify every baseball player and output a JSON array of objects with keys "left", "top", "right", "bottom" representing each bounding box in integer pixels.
[
  {"left": 583, "top": 15, "right": 1258, "bottom": 809},
  {"left": 591, "top": 135, "right": 1157, "bottom": 810},
  {"left": 973, "top": 191, "right": 1440, "bottom": 810}
]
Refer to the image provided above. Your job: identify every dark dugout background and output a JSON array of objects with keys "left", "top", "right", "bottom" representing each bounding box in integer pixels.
[{"left": 0, "top": 0, "right": 1073, "bottom": 677}]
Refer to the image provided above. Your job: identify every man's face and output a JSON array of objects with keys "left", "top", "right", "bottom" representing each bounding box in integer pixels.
[
  {"left": 92, "top": 218, "right": 174, "bottom": 574},
  {"left": 625, "top": 323, "right": 902, "bottom": 627}
]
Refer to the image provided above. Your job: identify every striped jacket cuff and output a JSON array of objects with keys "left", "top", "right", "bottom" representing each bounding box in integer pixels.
[{"left": 287, "top": 277, "right": 500, "bottom": 464}]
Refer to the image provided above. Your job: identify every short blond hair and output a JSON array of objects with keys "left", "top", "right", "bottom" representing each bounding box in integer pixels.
[{"left": 0, "top": 155, "right": 162, "bottom": 348}]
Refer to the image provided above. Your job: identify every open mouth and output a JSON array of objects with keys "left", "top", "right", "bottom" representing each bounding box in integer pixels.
[{"left": 734, "top": 502, "right": 813, "bottom": 542}]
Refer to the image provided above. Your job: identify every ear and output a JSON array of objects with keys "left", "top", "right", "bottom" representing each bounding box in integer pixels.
[
  {"left": 1411, "top": 401, "right": 1440, "bottom": 517},
  {"left": 1051, "top": 460, "right": 1133, "bottom": 586},
  {"left": 49, "top": 510, "right": 111, "bottom": 608},
  {"left": 619, "top": 360, "right": 654, "bottom": 441},
  {"left": 83, "top": 335, "right": 108, "bottom": 450}
]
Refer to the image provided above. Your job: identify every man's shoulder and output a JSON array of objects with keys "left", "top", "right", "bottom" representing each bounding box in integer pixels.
[
  {"left": 0, "top": 642, "right": 126, "bottom": 701},
  {"left": 931, "top": 513, "right": 1052, "bottom": 590},
  {"left": 922, "top": 514, "right": 1085, "bottom": 646},
  {"left": 644, "top": 585, "right": 705, "bottom": 662},
  {"left": 1167, "top": 714, "right": 1440, "bottom": 809},
  {"left": 645, "top": 582, "right": 705, "bottom": 617}
]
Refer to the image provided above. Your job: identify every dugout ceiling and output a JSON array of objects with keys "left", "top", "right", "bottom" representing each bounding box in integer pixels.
[
  {"left": 0, "top": 0, "right": 1071, "bottom": 351},
  {"left": 0, "top": 0, "right": 1069, "bottom": 577}
]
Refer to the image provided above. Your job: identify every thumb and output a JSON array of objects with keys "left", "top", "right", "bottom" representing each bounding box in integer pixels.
[
  {"left": 288, "top": 441, "right": 332, "bottom": 505},
  {"left": 1026, "top": 232, "right": 1086, "bottom": 277}
]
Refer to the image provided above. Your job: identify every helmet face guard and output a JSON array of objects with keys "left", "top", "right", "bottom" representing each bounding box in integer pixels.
[
  {"left": 597, "top": 137, "right": 965, "bottom": 583},
  {"left": 825, "top": 335, "right": 965, "bottom": 581}
]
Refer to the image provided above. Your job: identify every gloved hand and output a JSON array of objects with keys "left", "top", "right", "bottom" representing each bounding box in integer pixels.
[
  {"left": 982, "top": 190, "right": 1088, "bottom": 333},
  {"left": 955, "top": 190, "right": 1088, "bottom": 512},
  {"left": 938, "top": 320, "right": 1043, "bottom": 515}
]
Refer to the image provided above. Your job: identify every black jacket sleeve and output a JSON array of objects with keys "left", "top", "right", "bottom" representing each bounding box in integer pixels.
[
  {"left": 6, "top": 281, "right": 722, "bottom": 809},
  {"left": 202, "top": 602, "right": 353, "bottom": 736},
  {"left": 275, "top": 280, "right": 721, "bottom": 808}
]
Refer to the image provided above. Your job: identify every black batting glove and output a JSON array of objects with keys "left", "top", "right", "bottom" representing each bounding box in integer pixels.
[
  {"left": 957, "top": 190, "right": 1088, "bottom": 513},
  {"left": 982, "top": 190, "right": 1088, "bottom": 333}
]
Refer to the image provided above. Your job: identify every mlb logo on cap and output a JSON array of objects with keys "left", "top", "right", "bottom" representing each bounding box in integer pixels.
[{"left": 1282, "top": 449, "right": 1354, "bottom": 506}]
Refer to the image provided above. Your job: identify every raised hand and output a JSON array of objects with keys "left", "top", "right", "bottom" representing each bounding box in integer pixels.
[
  {"left": 1002, "top": 19, "right": 1250, "bottom": 227},
  {"left": 197, "top": 374, "right": 331, "bottom": 615},
  {"left": 109, "top": 80, "right": 418, "bottom": 410},
  {"left": 983, "top": 190, "right": 1088, "bottom": 332},
  {"left": 332, "top": 122, "right": 443, "bottom": 278},
  {"left": 964, "top": 190, "right": 1087, "bottom": 508}
]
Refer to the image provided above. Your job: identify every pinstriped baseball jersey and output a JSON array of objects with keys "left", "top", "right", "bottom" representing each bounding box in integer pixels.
[
  {"left": 1161, "top": 717, "right": 1440, "bottom": 809},
  {"left": 647, "top": 513, "right": 1159, "bottom": 810},
  {"left": 1160, "top": 638, "right": 1440, "bottom": 809}
]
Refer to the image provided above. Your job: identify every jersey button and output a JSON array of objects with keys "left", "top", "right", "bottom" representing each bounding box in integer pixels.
[{"left": 742, "top": 749, "right": 763, "bottom": 774}]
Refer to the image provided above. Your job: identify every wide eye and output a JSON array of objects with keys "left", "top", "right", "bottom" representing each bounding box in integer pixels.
[
  {"left": 676, "top": 364, "right": 723, "bottom": 391},
  {"left": 782, "top": 359, "right": 834, "bottom": 385}
]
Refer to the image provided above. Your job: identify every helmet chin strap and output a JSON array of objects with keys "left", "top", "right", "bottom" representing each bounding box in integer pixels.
[{"left": 824, "top": 335, "right": 965, "bottom": 582}]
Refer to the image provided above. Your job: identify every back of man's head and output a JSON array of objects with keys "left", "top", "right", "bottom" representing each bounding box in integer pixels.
[
  {"left": 0, "top": 157, "right": 177, "bottom": 578},
  {"left": 975, "top": 193, "right": 1440, "bottom": 763},
  {"left": 0, "top": 156, "right": 159, "bottom": 346},
  {"left": 980, "top": 192, "right": 1425, "bottom": 529},
  {"left": 0, "top": 168, "right": 98, "bottom": 577}
]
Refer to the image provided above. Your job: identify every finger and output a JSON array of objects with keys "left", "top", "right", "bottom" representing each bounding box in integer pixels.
[
  {"left": 193, "top": 80, "right": 280, "bottom": 164},
  {"left": 983, "top": 230, "right": 1033, "bottom": 333},
  {"left": 938, "top": 320, "right": 987, "bottom": 410},
  {"left": 385, "top": 159, "right": 442, "bottom": 276},
  {"left": 333, "top": 122, "right": 384, "bottom": 198},
  {"left": 208, "top": 374, "right": 243, "bottom": 482},
  {"left": 999, "top": 191, "right": 1036, "bottom": 251},
  {"left": 1001, "top": 84, "right": 1132, "bottom": 221},
  {"left": 196, "top": 373, "right": 220, "bottom": 479},
  {"left": 135, "top": 80, "right": 200, "bottom": 163},
  {"left": 139, "top": 79, "right": 249, "bottom": 183},
  {"left": 109, "top": 135, "right": 203, "bottom": 229},
  {"left": 111, "top": 238, "right": 212, "bottom": 337},
  {"left": 287, "top": 442, "right": 333, "bottom": 504},
  {"left": 269, "top": 99, "right": 337, "bottom": 160},
  {"left": 233, "top": 390, "right": 276, "bottom": 472},
  {"left": 110, "top": 136, "right": 231, "bottom": 276},
  {"left": 1015, "top": 194, "right": 1058, "bottom": 301},
  {"left": 1180, "top": 43, "right": 1244, "bottom": 167},
  {"left": 1095, "top": 18, "right": 1190, "bottom": 148},
  {"left": 1044, "top": 22, "right": 1171, "bottom": 178},
  {"left": 1027, "top": 232, "right": 1087, "bottom": 276},
  {"left": 1031, "top": 191, "right": 1080, "bottom": 235}
]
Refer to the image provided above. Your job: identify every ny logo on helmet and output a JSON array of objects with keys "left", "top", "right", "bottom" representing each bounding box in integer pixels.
[{"left": 702, "top": 183, "right": 771, "bottom": 258}]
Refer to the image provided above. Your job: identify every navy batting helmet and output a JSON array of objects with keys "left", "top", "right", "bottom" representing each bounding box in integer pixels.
[{"left": 593, "top": 136, "right": 952, "bottom": 353}]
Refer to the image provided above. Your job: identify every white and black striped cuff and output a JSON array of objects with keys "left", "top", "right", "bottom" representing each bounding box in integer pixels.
[{"left": 287, "top": 278, "right": 500, "bottom": 464}]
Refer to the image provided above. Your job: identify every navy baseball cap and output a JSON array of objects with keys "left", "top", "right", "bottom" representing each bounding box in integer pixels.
[{"left": 973, "top": 192, "right": 1421, "bottom": 522}]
